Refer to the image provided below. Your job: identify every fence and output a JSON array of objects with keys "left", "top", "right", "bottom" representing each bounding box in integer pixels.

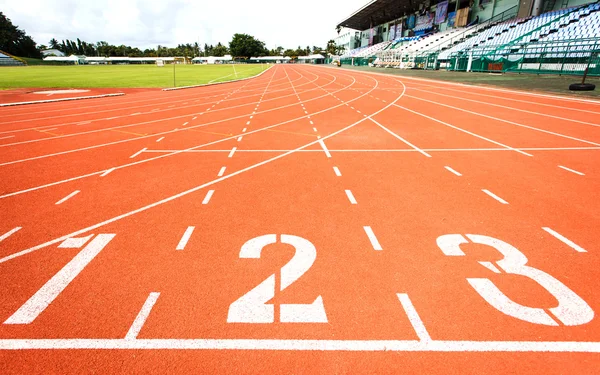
[{"left": 445, "top": 37, "right": 600, "bottom": 76}]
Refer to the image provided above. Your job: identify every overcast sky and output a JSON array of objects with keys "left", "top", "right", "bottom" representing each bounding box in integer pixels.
[{"left": 1, "top": 0, "right": 367, "bottom": 50}]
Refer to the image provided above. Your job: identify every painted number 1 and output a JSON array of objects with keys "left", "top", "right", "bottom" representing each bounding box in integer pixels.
[
  {"left": 227, "top": 234, "right": 328, "bottom": 324},
  {"left": 437, "top": 234, "right": 594, "bottom": 326}
]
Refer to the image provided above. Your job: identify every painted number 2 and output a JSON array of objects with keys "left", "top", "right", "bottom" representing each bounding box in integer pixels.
[
  {"left": 227, "top": 234, "right": 328, "bottom": 324},
  {"left": 437, "top": 234, "right": 594, "bottom": 326}
]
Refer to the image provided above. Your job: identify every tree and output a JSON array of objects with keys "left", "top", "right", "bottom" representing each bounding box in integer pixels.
[
  {"left": 229, "top": 33, "right": 266, "bottom": 59},
  {"left": 0, "top": 12, "right": 40, "bottom": 58},
  {"left": 49, "top": 38, "right": 59, "bottom": 49},
  {"left": 326, "top": 40, "right": 337, "bottom": 56}
]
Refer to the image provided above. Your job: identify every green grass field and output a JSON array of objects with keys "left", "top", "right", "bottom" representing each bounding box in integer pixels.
[{"left": 0, "top": 64, "right": 270, "bottom": 89}]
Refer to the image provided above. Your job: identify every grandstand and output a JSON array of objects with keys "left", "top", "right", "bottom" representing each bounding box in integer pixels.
[
  {"left": 334, "top": 0, "right": 600, "bottom": 75},
  {"left": 0, "top": 51, "right": 26, "bottom": 66}
]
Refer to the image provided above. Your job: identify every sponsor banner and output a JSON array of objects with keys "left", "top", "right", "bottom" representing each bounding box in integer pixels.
[
  {"left": 416, "top": 12, "right": 434, "bottom": 30},
  {"left": 435, "top": 1, "right": 449, "bottom": 25}
]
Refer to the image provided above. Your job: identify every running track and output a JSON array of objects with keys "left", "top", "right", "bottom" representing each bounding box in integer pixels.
[{"left": 1, "top": 65, "right": 599, "bottom": 373}]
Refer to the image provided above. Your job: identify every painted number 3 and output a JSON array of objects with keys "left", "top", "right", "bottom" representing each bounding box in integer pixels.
[
  {"left": 227, "top": 234, "right": 327, "bottom": 324},
  {"left": 437, "top": 234, "right": 594, "bottom": 326}
]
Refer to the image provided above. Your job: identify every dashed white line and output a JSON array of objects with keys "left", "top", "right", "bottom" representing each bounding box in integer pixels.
[
  {"left": 345, "top": 190, "right": 357, "bottom": 204},
  {"left": 156, "top": 137, "right": 165, "bottom": 143},
  {"left": 246, "top": 121, "right": 251, "bottom": 125},
  {"left": 444, "top": 166, "right": 462, "bottom": 176},
  {"left": 313, "top": 127, "right": 317, "bottom": 132},
  {"left": 237, "top": 136, "right": 243, "bottom": 142},
  {"left": 202, "top": 190, "right": 214, "bottom": 204},
  {"left": 183, "top": 122, "right": 189, "bottom": 126},
  {"left": 333, "top": 166, "right": 342, "bottom": 176},
  {"left": 482, "top": 189, "right": 508, "bottom": 204},
  {"left": 4, "top": 234, "right": 115, "bottom": 324},
  {"left": 192, "top": 117, "right": 197, "bottom": 120},
  {"left": 218, "top": 167, "right": 226, "bottom": 177},
  {"left": 176, "top": 226, "right": 195, "bottom": 250},
  {"left": 318, "top": 140, "right": 331, "bottom": 158},
  {"left": 0, "top": 135, "right": 16, "bottom": 140},
  {"left": 363, "top": 226, "right": 382, "bottom": 251},
  {"left": 228, "top": 147, "right": 237, "bottom": 158},
  {"left": 0, "top": 227, "right": 21, "bottom": 243},
  {"left": 100, "top": 168, "right": 115, "bottom": 177},
  {"left": 397, "top": 293, "right": 431, "bottom": 342},
  {"left": 55, "top": 190, "right": 80, "bottom": 205},
  {"left": 125, "top": 292, "right": 160, "bottom": 340},
  {"left": 130, "top": 148, "right": 147, "bottom": 159},
  {"left": 310, "top": 120, "right": 314, "bottom": 125},
  {"left": 542, "top": 227, "right": 587, "bottom": 253},
  {"left": 558, "top": 166, "right": 584, "bottom": 176}
]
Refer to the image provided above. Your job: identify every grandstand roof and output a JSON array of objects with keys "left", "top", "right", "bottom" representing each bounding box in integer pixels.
[{"left": 337, "top": 0, "right": 415, "bottom": 30}]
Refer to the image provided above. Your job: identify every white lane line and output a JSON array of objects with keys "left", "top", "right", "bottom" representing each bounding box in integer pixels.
[
  {"left": 363, "top": 226, "right": 382, "bottom": 251},
  {"left": 100, "top": 168, "right": 115, "bottom": 177},
  {"left": 482, "top": 189, "right": 509, "bottom": 205},
  {"left": 130, "top": 148, "right": 147, "bottom": 159},
  {"left": 242, "top": 128, "right": 247, "bottom": 132},
  {"left": 58, "top": 235, "right": 94, "bottom": 249},
  {"left": 4, "top": 234, "right": 115, "bottom": 324},
  {"left": 250, "top": 116, "right": 254, "bottom": 119},
  {"left": 0, "top": 135, "right": 16, "bottom": 140},
  {"left": 218, "top": 166, "right": 226, "bottom": 177},
  {"left": 183, "top": 122, "right": 189, "bottom": 126},
  {"left": 193, "top": 117, "right": 197, "bottom": 120},
  {"left": 313, "top": 127, "right": 317, "bottom": 132},
  {"left": 202, "top": 190, "right": 214, "bottom": 205},
  {"left": 125, "top": 292, "right": 160, "bottom": 340},
  {"left": 176, "top": 226, "right": 195, "bottom": 250},
  {"left": 310, "top": 120, "right": 314, "bottom": 125},
  {"left": 246, "top": 121, "right": 251, "bottom": 125},
  {"left": 318, "top": 140, "right": 331, "bottom": 158},
  {"left": 131, "top": 112, "right": 141, "bottom": 116},
  {"left": 237, "top": 136, "right": 243, "bottom": 142},
  {"left": 156, "top": 137, "right": 165, "bottom": 143},
  {"left": 1, "top": 338, "right": 600, "bottom": 351},
  {"left": 40, "top": 128, "right": 57, "bottom": 131},
  {"left": 228, "top": 147, "right": 237, "bottom": 158},
  {"left": 333, "top": 166, "right": 342, "bottom": 176},
  {"left": 0, "top": 227, "right": 21, "bottom": 243},
  {"left": 558, "top": 165, "right": 584, "bottom": 176},
  {"left": 542, "top": 227, "right": 587, "bottom": 253},
  {"left": 345, "top": 190, "right": 357, "bottom": 205},
  {"left": 55, "top": 190, "right": 80, "bottom": 205},
  {"left": 370, "top": 118, "right": 431, "bottom": 158},
  {"left": 444, "top": 166, "right": 462, "bottom": 176},
  {"left": 397, "top": 293, "right": 431, "bottom": 342}
]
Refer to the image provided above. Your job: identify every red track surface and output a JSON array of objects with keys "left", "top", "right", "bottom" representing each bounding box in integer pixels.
[
  {"left": 0, "top": 88, "right": 155, "bottom": 105},
  {"left": 1, "top": 65, "right": 599, "bottom": 373}
]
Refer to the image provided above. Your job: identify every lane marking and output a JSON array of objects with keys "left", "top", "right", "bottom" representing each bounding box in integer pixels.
[
  {"left": 246, "top": 121, "right": 251, "bottom": 125},
  {"left": 318, "top": 140, "right": 331, "bottom": 158},
  {"left": 193, "top": 117, "right": 197, "bottom": 120},
  {"left": 479, "top": 261, "right": 501, "bottom": 274},
  {"left": 100, "top": 168, "right": 115, "bottom": 177},
  {"left": 228, "top": 147, "right": 237, "bottom": 158},
  {"left": 397, "top": 293, "right": 431, "bottom": 342},
  {"left": 313, "top": 127, "right": 317, "bottom": 132},
  {"left": 242, "top": 128, "right": 247, "bottom": 132},
  {"left": 558, "top": 166, "right": 584, "bottom": 176},
  {"left": 0, "top": 68, "right": 403, "bottom": 264},
  {"left": 369, "top": 118, "right": 431, "bottom": 157},
  {"left": 202, "top": 190, "right": 214, "bottom": 205},
  {"left": 237, "top": 136, "right": 243, "bottom": 142},
  {"left": 55, "top": 190, "right": 80, "bottom": 205},
  {"left": 58, "top": 235, "right": 94, "bottom": 249},
  {"left": 4, "top": 234, "right": 115, "bottom": 324},
  {"left": 0, "top": 135, "right": 16, "bottom": 140},
  {"left": 130, "top": 148, "right": 147, "bottom": 159},
  {"left": 333, "top": 166, "right": 342, "bottom": 176},
  {"left": 542, "top": 227, "right": 587, "bottom": 253},
  {"left": 482, "top": 189, "right": 509, "bottom": 205},
  {"left": 363, "top": 226, "right": 382, "bottom": 251},
  {"left": 0, "top": 227, "right": 21, "bottom": 243},
  {"left": 345, "top": 190, "right": 357, "bottom": 204},
  {"left": 0, "top": 338, "right": 599, "bottom": 351},
  {"left": 394, "top": 104, "right": 533, "bottom": 157},
  {"left": 156, "top": 137, "right": 165, "bottom": 143},
  {"left": 183, "top": 122, "right": 189, "bottom": 126},
  {"left": 218, "top": 167, "right": 226, "bottom": 177},
  {"left": 176, "top": 226, "right": 195, "bottom": 251},
  {"left": 125, "top": 292, "right": 160, "bottom": 340},
  {"left": 444, "top": 166, "right": 462, "bottom": 176}
]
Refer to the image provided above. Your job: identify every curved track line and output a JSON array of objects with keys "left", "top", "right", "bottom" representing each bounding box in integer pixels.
[{"left": 0, "top": 69, "right": 406, "bottom": 263}]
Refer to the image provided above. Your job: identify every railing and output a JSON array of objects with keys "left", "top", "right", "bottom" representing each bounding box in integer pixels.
[{"left": 445, "top": 37, "right": 600, "bottom": 76}]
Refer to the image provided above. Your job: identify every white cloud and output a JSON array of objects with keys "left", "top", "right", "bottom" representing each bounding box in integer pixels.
[{"left": 1, "top": 0, "right": 367, "bottom": 49}]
